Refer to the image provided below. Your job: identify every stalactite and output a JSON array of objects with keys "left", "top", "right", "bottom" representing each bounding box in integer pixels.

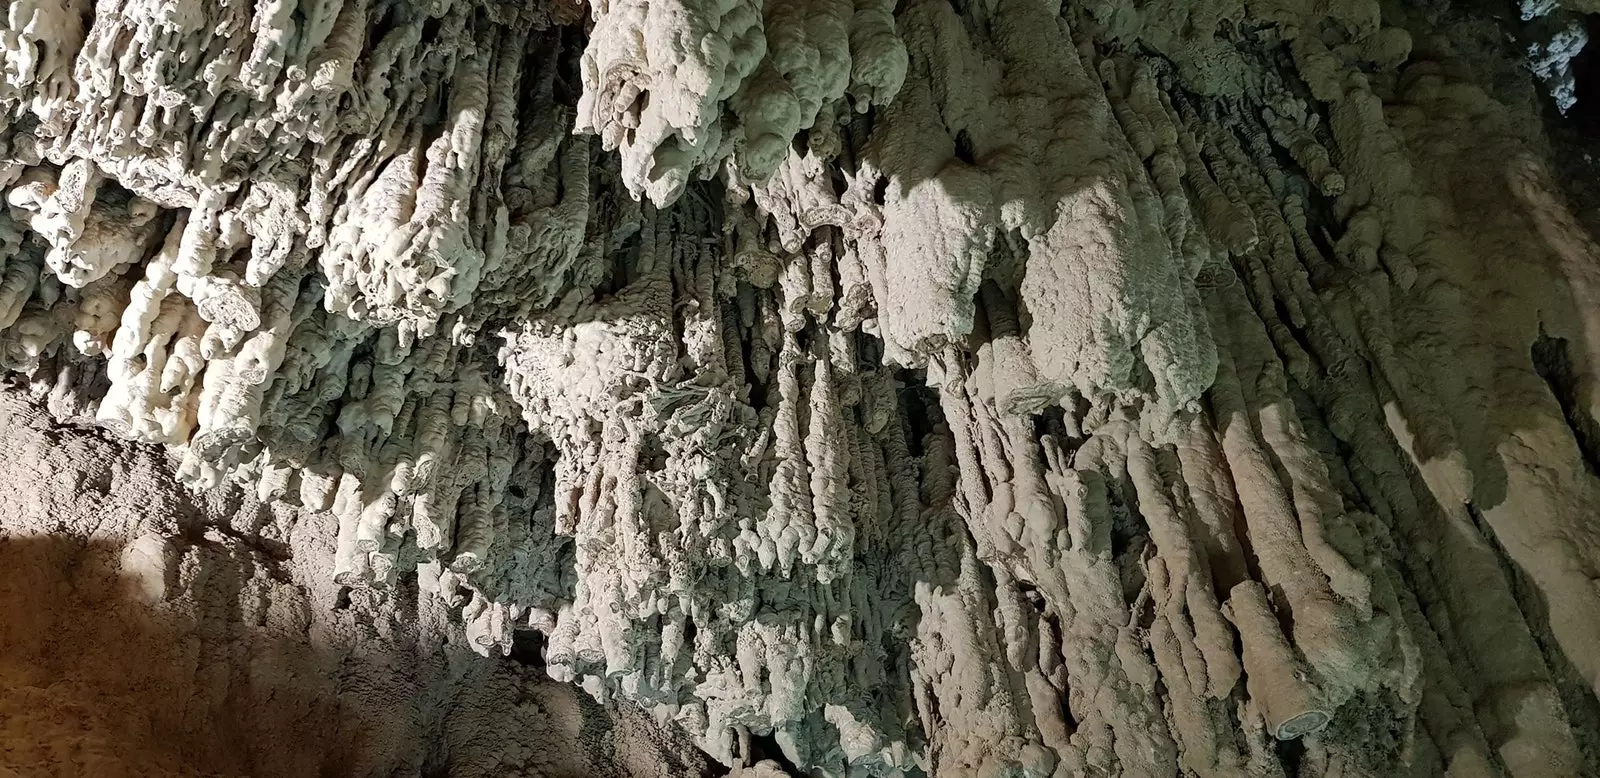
[{"left": 4, "top": 0, "right": 1600, "bottom": 775}]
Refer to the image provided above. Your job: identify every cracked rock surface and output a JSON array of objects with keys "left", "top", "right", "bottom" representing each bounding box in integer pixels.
[{"left": 4, "top": 0, "right": 1600, "bottom": 775}]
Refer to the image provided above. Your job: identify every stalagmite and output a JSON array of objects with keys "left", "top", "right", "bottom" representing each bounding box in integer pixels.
[{"left": 4, "top": 0, "right": 1600, "bottom": 775}]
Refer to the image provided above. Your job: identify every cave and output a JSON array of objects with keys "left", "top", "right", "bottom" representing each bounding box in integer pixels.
[{"left": 4, "top": 0, "right": 1600, "bottom": 775}]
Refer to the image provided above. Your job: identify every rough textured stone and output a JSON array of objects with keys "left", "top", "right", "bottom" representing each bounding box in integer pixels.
[{"left": 4, "top": 0, "right": 1600, "bottom": 775}]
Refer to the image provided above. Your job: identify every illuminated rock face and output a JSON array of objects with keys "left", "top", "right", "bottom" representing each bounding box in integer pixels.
[{"left": 3, "top": 0, "right": 1600, "bottom": 775}]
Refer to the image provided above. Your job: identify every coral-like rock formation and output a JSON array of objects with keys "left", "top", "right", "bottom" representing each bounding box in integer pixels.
[{"left": 4, "top": 0, "right": 1600, "bottom": 774}]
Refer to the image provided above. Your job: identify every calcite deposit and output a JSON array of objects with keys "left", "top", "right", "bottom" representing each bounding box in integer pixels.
[{"left": 4, "top": 0, "right": 1600, "bottom": 774}]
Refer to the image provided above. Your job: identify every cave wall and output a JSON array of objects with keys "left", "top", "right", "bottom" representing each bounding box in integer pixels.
[
  {"left": 4, "top": 0, "right": 1600, "bottom": 776},
  {"left": 0, "top": 391, "right": 719, "bottom": 777}
]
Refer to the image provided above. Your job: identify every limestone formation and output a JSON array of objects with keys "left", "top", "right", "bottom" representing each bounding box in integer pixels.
[
  {"left": 3, "top": 0, "right": 1600, "bottom": 774},
  {"left": 0, "top": 392, "right": 720, "bottom": 777}
]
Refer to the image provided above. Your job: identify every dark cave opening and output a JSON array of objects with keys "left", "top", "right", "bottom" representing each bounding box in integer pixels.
[
  {"left": 898, "top": 373, "right": 941, "bottom": 458},
  {"left": 509, "top": 628, "right": 546, "bottom": 669},
  {"left": 1567, "top": 14, "right": 1600, "bottom": 134},
  {"left": 1532, "top": 329, "right": 1600, "bottom": 476},
  {"left": 744, "top": 729, "right": 805, "bottom": 775}
]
